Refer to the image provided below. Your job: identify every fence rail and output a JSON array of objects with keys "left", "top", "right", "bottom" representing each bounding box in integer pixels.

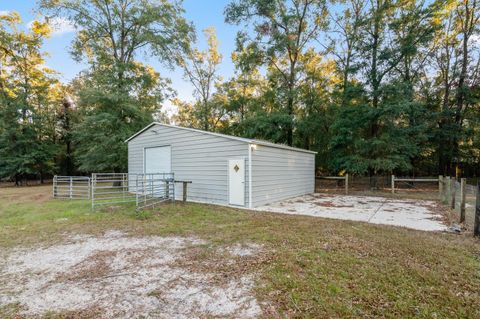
[
  {"left": 135, "top": 173, "right": 175, "bottom": 210},
  {"left": 316, "top": 174, "right": 349, "bottom": 194},
  {"left": 53, "top": 173, "right": 177, "bottom": 211},
  {"left": 91, "top": 173, "right": 135, "bottom": 210},
  {"left": 53, "top": 176, "right": 90, "bottom": 199},
  {"left": 391, "top": 175, "right": 441, "bottom": 194},
  {"left": 316, "top": 174, "right": 442, "bottom": 194},
  {"left": 91, "top": 173, "right": 174, "bottom": 210}
]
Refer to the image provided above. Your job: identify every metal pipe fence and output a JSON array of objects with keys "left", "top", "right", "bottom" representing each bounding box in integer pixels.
[
  {"left": 135, "top": 173, "right": 175, "bottom": 210},
  {"left": 53, "top": 173, "right": 176, "bottom": 211},
  {"left": 90, "top": 173, "right": 174, "bottom": 210},
  {"left": 91, "top": 173, "right": 135, "bottom": 210},
  {"left": 52, "top": 176, "right": 90, "bottom": 199}
]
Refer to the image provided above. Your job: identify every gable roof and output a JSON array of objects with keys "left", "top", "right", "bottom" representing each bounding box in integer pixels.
[{"left": 125, "top": 122, "right": 317, "bottom": 155}]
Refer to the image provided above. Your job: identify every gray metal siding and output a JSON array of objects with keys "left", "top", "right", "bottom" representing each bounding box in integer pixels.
[
  {"left": 128, "top": 124, "right": 250, "bottom": 207},
  {"left": 251, "top": 145, "right": 315, "bottom": 207}
]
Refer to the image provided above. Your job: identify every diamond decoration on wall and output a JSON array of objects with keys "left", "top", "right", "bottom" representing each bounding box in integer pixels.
[{"left": 234, "top": 164, "right": 239, "bottom": 172}]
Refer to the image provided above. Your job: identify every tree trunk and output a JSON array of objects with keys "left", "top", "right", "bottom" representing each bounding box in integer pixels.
[
  {"left": 287, "top": 93, "right": 294, "bottom": 146},
  {"left": 452, "top": 27, "right": 469, "bottom": 172}
]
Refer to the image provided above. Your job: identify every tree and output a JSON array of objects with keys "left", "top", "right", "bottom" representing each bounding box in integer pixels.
[
  {"left": 423, "top": 0, "right": 480, "bottom": 175},
  {"left": 296, "top": 49, "right": 338, "bottom": 169},
  {"left": 225, "top": 0, "right": 328, "bottom": 146},
  {"left": 452, "top": 0, "right": 480, "bottom": 171},
  {"left": 40, "top": 0, "right": 194, "bottom": 172},
  {"left": 216, "top": 40, "right": 267, "bottom": 136},
  {"left": 326, "top": 0, "right": 365, "bottom": 106},
  {"left": 0, "top": 12, "right": 58, "bottom": 183},
  {"left": 175, "top": 27, "right": 223, "bottom": 131},
  {"left": 330, "top": 0, "right": 438, "bottom": 181}
]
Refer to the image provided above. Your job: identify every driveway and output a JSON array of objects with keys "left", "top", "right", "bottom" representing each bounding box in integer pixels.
[{"left": 256, "top": 193, "right": 447, "bottom": 231}]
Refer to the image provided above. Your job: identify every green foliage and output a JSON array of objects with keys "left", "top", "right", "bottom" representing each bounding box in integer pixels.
[
  {"left": 330, "top": 83, "right": 425, "bottom": 174},
  {"left": 0, "top": 12, "right": 58, "bottom": 182},
  {"left": 2, "top": 0, "right": 480, "bottom": 180},
  {"left": 135, "top": 210, "right": 153, "bottom": 220},
  {"left": 39, "top": 0, "right": 193, "bottom": 173},
  {"left": 225, "top": 0, "right": 328, "bottom": 146}
]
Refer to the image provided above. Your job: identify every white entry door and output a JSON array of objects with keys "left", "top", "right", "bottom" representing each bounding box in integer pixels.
[{"left": 229, "top": 159, "right": 245, "bottom": 206}]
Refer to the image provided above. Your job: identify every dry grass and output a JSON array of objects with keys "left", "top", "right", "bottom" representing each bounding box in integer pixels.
[{"left": 1, "top": 185, "right": 480, "bottom": 318}]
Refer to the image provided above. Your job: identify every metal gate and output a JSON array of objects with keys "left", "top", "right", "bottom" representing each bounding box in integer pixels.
[
  {"left": 91, "top": 173, "right": 134, "bottom": 210},
  {"left": 90, "top": 173, "right": 174, "bottom": 210},
  {"left": 53, "top": 173, "right": 175, "bottom": 210},
  {"left": 53, "top": 176, "right": 91, "bottom": 199},
  {"left": 135, "top": 173, "right": 175, "bottom": 210}
]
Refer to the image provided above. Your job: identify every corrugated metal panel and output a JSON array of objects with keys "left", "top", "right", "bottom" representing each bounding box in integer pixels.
[
  {"left": 251, "top": 145, "right": 315, "bottom": 207},
  {"left": 128, "top": 124, "right": 250, "bottom": 207},
  {"left": 126, "top": 122, "right": 317, "bottom": 154}
]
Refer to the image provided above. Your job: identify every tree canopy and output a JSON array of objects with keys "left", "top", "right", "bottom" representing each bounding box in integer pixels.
[{"left": 0, "top": 0, "right": 479, "bottom": 182}]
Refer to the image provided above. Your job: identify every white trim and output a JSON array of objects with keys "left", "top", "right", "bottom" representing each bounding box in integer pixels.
[
  {"left": 248, "top": 144, "right": 253, "bottom": 209},
  {"left": 125, "top": 122, "right": 317, "bottom": 154}
]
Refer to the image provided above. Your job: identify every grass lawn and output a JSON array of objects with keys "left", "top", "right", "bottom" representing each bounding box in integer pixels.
[{"left": 1, "top": 185, "right": 480, "bottom": 318}]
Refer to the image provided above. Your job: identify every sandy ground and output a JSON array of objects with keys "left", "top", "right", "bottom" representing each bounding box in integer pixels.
[
  {"left": 0, "top": 231, "right": 262, "bottom": 318},
  {"left": 256, "top": 193, "right": 447, "bottom": 231}
]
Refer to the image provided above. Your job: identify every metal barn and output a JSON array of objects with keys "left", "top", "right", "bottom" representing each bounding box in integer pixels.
[{"left": 126, "top": 123, "right": 316, "bottom": 208}]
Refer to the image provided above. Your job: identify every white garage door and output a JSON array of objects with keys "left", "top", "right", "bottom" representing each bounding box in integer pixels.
[{"left": 144, "top": 146, "right": 172, "bottom": 174}]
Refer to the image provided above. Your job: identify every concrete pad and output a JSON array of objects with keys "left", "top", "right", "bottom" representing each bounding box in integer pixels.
[{"left": 255, "top": 194, "right": 447, "bottom": 232}]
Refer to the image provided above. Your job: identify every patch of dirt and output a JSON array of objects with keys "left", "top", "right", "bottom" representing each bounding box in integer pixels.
[
  {"left": 226, "top": 243, "right": 263, "bottom": 258},
  {"left": 174, "top": 243, "right": 270, "bottom": 287},
  {"left": 421, "top": 201, "right": 456, "bottom": 226},
  {"left": 313, "top": 201, "right": 354, "bottom": 208},
  {"left": 0, "top": 231, "right": 262, "bottom": 318},
  {"left": 56, "top": 250, "right": 117, "bottom": 282},
  {"left": 0, "top": 185, "right": 52, "bottom": 203}
]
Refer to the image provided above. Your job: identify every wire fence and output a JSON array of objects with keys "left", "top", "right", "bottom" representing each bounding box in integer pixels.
[
  {"left": 315, "top": 175, "right": 440, "bottom": 195},
  {"left": 52, "top": 176, "right": 90, "bottom": 199},
  {"left": 451, "top": 180, "right": 478, "bottom": 233}
]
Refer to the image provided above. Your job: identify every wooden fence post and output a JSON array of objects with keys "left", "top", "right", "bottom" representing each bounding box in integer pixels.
[
  {"left": 69, "top": 176, "right": 73, "bottom": 199},
  {"left": 451, "top": 177, "right": 456, "bottom": 210},
  {"left": 345, "top": 173, "right": 349, "bottom": 195},
  {"left": 460, "top": 178, "right": 466, "bottom": 223},
  {"left": 438, "top": 175, "right": 443, "bottom": 200},
  {"left": 183, "top": 182, "right": 188, "bottom": 202},
  {"left": 391, "top": 175, "right": 395, "bottom": 194},
  {"left": 445, "top": 176, "right": 451, "bottom": 205},
  {"left": 474, "top": 183, "right": 480, "bottom": 237}
]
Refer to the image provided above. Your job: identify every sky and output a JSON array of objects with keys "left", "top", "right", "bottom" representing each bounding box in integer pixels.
[{"left": 0, "top": 0, "right": 240, "bottom": 115}]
